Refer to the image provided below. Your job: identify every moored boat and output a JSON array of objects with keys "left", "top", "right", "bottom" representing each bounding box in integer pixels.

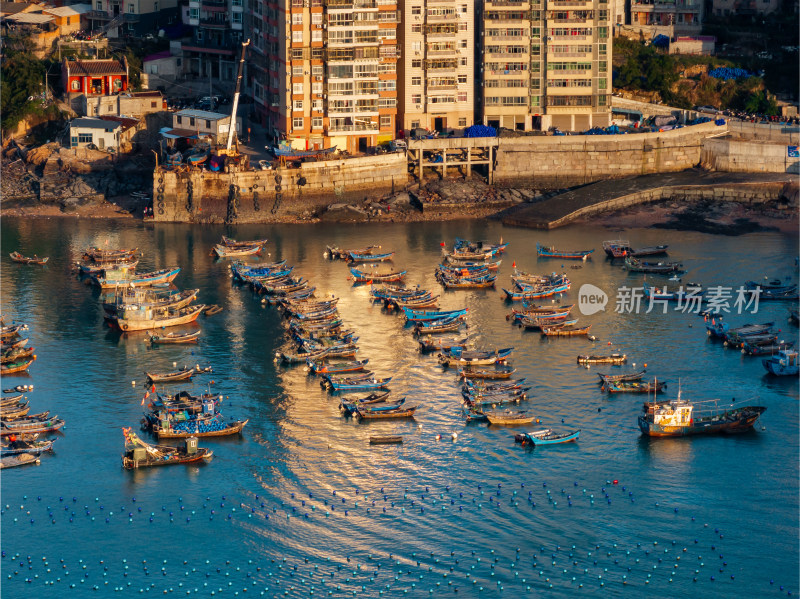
[
  {"left": 604, "top": 379, "right": 666, "bottom": 393},
  {"left": 515, "top": 429, "right": 580, "bottom": 445},
  {"left": 121, "top": 428, "right": 212, "bottom": 469},
  {"left": 486, "top": 410, "right": 535, "bottom": 425},
  {"left": 10, "top": 252, "right": 49, "bottom": 265},
  {"left": 536, "top": 244, "right": 594, "bottom": 260},
  {"left": 110, "top": 304, "right": 205, "bottom": 332},
  {"left": 577, "top": 353, "right": 626, "bottom": 364},
  {"left": 541, "top": 324, "right": 591, "bottom": 337},
  {"left": 93, "top": 266, "right": 181, "bottom": 289},
  {"left": 213, "top": 244, "right": 262, "bottom": 258},
  {"left": 638, "top": 391, "right": 766, "bottom": 437},
  {"left": 762, "top": 349, "right": 799, "bottom": 376},
  {"left": 147, "top": 330, "right": 201, "bottom": 344},
  {"left": 1, "top": 355, "right": 36, "bottom": 374}
]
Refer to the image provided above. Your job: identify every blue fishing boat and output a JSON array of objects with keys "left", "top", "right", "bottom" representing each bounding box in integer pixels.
[
  {"left": 502, "top": 282, "right": 570, "bottom": 301},
  {"left": 515, "top": 429, "right": 580, "bottom": 446},
  {"left": 402, "top": 307, "right": 467, "bottom": 322},
  {"left": 350, "top": 267, "right": 407, "bottom": 283},
  {"left": 762, "top": 349, "right": 799, "bottom": 376},
  {"left": 329, "top": 377, "right": 392, "bottom": 392},
  {"left": 93, "top": 266, "right": 181, "bottom": 289},
  {"left": 348, "top": 250, "right": 394, "bottom": 262},
  {"left": 536, "top": 244, "right": 594, "bottom": 260}
]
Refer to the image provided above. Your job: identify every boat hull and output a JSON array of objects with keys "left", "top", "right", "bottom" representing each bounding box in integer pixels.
[{"left": 638, "top": 407, "right": 765, "bottom": 436}]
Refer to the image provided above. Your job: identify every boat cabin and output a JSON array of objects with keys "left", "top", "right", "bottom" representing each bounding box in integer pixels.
[{"left": 649, "top": 401, "right": 693, "bottom": 427}]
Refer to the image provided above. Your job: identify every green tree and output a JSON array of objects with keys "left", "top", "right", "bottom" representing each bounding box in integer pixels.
[{"left": 1, "top": 52, "right": 46, "bottom": 130}]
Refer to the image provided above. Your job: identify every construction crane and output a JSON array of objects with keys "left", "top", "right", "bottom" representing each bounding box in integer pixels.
[{"left": 210, "top": 39, "right": 250, "bottom": 173}]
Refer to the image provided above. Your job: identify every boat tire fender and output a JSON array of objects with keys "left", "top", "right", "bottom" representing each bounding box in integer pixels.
[
  {"left": 158, "top": 208, "right": 164, "bottom": 215},
  {"left": 274, "top": 174, "right": 282, "bottom": 184}
]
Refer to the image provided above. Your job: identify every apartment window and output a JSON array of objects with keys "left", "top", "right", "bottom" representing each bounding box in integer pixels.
[
  {"left": 95, "top": 0, "right": 101, "bottom": 8},
  {"left": 460, "top": 58, "right": 467, "bottom": 66},
  {"left": 411, "top": 24, "right": 421, "bottom": 32},
  {"left": 127, "top": 3, "right": 134, "bottom": 12},
  {"left": 378, "top": 80, "right": 396, "bottom": 91},
  {"left": 292, "top": 30, "right": 303, "bottom": 42},
  {"left": 312, "top": 30, "right": 322, "bottom": 42},
  {"left": 292, "top": 0, "right": 301, "bottom": 5},
  {"left": 597, "top": 27, "right": 608, "bottom": 38},
  {"left": 293, "top": 100, "right": 303, "bottom": 110},
  {"left": 293, "top": 83, "right": 303, "bottom": 94},
  {"left": 78, "top": 132, "right": 92, "bottom": 144},
  {"left": 598, "top": 61, "right": 607, "bottom": 73},
  {"left": 378, "top": 98, "right": 396, "bottom": 107},
  {"left": 411, "top": 60, "right": 421, "bottom": 68},
  {"left": 411, "top": 94, "right": 421, "bottom": 104},
  {"left": 312, "top": 99, "right": 323, "bottom": 111},
  {"left": 189, "top": 7, "right": 198, "bottom": 18},
  {"left": 411, "top": 120, "right": 419, "bottom": 128},
  {"left": 459, "top": 39, "right": 467, "bottom": 48},
  {"left": 411, "top": 6, "right": 420, "bottom": 14},
  {"left": 189, "top": 117, "right": 195, "bottom": 126},
  {"left": 291, "top": 48, "right": 304, "bottom": 59},
  {"left": 379, "top": 115, "right": 391, "bottom": 127},
  {"left": 378, "top": 63, "right": 396, "bottom": 73},
  {"left": 411, "top": 76, "right": 421, "bottom": 86},
  {"left": 310, "top": 82, "right": 320, "bottom": 94},
  {"left": 457, "top": 75, "right": 467, "bottom": 84},
  {"left": 459, "top": 4, "right": 466, "bottom": 12},
  {"left": 292, "top": 66, "right": 303, "bottom": 76},
  {"left": 312, "top": 65, "right": 323, "bottom": 76},
  {"left": 312, "top": 12, "right": 322, "bottom": 24},
  {"left": 292, "top": 13, "right": 303, "bottom": 24},
  {"left": 457, "top": 92, "right": 467, "bottom": 102},
  {"left": 599, "top": 43, "right": 607, "bottom": 54},
  {"left": 312, "top": 117, "right": 322, "bottom": 129},
  {"left": 458, "top": 118, "right": 466, "bottom": 127},
  {"left": 412, "top": 41, "right": 421, "bottom": 52},
  {"left": 292, "top": 117, "right": 304, "bottom": 129},
  {"left": 176, "top": 116, "right": 182, "bottom": 124},
  {"left": 598, "top": 78, "right": 607, "bottom": 89},
  {"left": 232, "top": 12, "right": 242, "bottom": 23}
]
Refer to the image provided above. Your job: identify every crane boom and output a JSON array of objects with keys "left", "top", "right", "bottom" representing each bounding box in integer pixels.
[{"left": 226, "top": 39, "right": 251, "bottom": 152}]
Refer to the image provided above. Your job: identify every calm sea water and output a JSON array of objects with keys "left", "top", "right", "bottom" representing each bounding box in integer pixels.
[{"left": 1, "top": 217, "right": 797, "bottom": 599}]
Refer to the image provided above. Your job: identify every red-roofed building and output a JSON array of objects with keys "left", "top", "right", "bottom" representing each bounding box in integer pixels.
[{"left": 62, "top": 57, "right": 129, "bottom": 97}]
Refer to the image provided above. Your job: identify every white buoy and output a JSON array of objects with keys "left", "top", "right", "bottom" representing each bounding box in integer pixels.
[
  {"left": 131, "top": 381, "right": 136, "bottom": 386},
  {"left": 173, "top": 362, "right": 177, "bottom": 368},
  {"left": 451, "top": 433, "right": 458, "bottom": 440}
]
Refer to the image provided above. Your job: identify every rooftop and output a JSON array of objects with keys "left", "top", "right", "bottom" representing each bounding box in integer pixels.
[
  {"left": 7, "top": 11, "right": 53, "bottom": 23},
  {"left": 176, "top": 108, "right": 230, "bottom": 120},
  {"left": 71, "top": 117, "right": 121, "bottom": 131},
  {"left": 65, "top": 58, "right": 126, "bottom": 76},
  {"left": 143, "top": 50, "right": 171, "bottom": 62},
  {"left": 98, "top": 115, "right": 139, "bottom": 132},
  {"left": 44, "top": 3, "right": 91, "bottom": 16},
  {"left": 0, "top": 2, "right": 38, "bottom": 15}
]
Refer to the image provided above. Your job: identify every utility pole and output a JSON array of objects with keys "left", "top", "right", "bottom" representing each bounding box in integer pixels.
[{"left": 208, "top": 59, "right": 212, "bottom": 101}]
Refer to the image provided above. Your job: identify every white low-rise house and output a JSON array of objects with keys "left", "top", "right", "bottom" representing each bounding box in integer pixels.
[
  {"left": 170, "top": 109, "right": 241, "bottom": 145},
  {"left": 68, "top": 116, "right": 140, "bottom": 151}
]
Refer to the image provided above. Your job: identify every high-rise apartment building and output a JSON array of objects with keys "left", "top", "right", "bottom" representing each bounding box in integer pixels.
[
  {"left": 397, "top": 0, "right": 475, "bottom": 134},
  {"left": 480, "top": 0, "right": 611, "bottom": 132},
  {"left": 248, "top": 0, "right": 399, "bottom": 152},
  {"left": 183, "top": 0, "right": 245, "bottom": 81}
]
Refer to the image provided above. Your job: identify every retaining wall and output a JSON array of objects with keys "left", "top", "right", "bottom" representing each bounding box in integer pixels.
[
  {"left": 701, "top": 137, "right": 800, "bottom": 174},
  {"left": 494, "top": 120, "right": 726, "bottom": 187}
]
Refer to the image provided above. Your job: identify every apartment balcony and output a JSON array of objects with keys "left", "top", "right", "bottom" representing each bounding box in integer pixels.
[
  {"left": 485, "top": 0, "right": 527, "bottom": 5},
  {"left": 425, "top": 12, "right": 459, "bottom": 21},
  {"left": 485, "top": 51, "right": 529, "bottom": 58},
  {"left": 547, "top": 49, "right": 592, "bottom": 57},
  {"left": 546, "top": 0, "right": 592, "bottom": 6},
  {"left": 201, "top": 0, "right": 227, "bottom": 7},
  {"left": 549, "top": 34, "right": 591, "bottom": 40},
  {"left": 424, "top": 59, "right": 458, "bottom": 70},
  {"left": 485, "top": 34, "right": 527, "bottom": 41},
  {"left": 427, "top": 83, "right": 457, "bottom": 90},
  {"left": 426, "top": 47, "right": 459, "bottom": 56},
  {"left": 199, "top": 18, "right": 231, "bottom": 28},
  {"left": 326, "top": 122, "right": 380, "bottom": 133},
  {"left": 549, "top": 16, "right": 592, "bottom": 22},
  {"left": 326, "top": 0, "right": 378, "bottom": 8}
]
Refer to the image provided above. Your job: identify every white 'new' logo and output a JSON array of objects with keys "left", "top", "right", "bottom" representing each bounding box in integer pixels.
[{"left": 578, "top": 284, "right": 608, "bottom": 315}]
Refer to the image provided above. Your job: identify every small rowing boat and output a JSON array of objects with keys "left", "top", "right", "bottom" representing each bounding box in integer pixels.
[
  {"left": 10, "top": 252, "right": 48, "bottom": 265},
  {"left": 515, "top": 429, "right": 580, "bottom": 445},
  {"left": 536, "top": 244, "right": 594, "bottom": 260},
  {"left": 577, "top": 353, "right": 626, "bottom": 364},
  {"left": 147, "top": 331, "right": 201, "bottom": 344}
]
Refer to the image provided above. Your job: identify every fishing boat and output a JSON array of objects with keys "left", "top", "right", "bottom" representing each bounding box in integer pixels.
[
  {"left": 623, "top": 256, "right": 683, "bottom": 274},
  {"left": 536, "top": 244, "right": 594, "bottom": 260},
  {"left": 354, "top": 405, "right": 417, "bottom": 420},
  {"left": 724, "top": 332, "right": 777, "bottom": 349},
  {"left": 103, "top": 288, "right": 199, "bottom": 316},
  {"left": 438, "top": 347, "right": 513, "bottom": 368},
  {"left": 348, "top": 250, "right": 394, "bottom": 262},
  {"left": 78, "top": 257, "right": 139, "bottom": 275},
  {"left": 706, "top": 320, "right": 773, "bottom": 339},
  {"left": 541, "top": 325, "right": 591, "bottom": 337},
  {"left": 413, "top": 315, "right": 465, "bottom": 335},
  {"left": 502, "top": 282, "right": 570, "bottom": 302},
  {"left": 145, "top": 366, "right": 211, "bottom": 384},
  {"left": 484, "top": 410, "right": 535, "bottom": 425},
  {"left": 519, "top": 316, "right": 577, "bottom": 330},
  {"left": 370, "top": 436, "right": 403, "bottom": 444},
  {"left": 221, "top": 236, "right": 268, "bottom": 248},
  {"left": 0, "top": 401, "right": 30, "bottom": 420},
  {"left": 602, "top": 239, "right": 630, "bottom": 257},
  {"left": 597, "top": 370, "right": 646, "bottom": 385},
  {"left": 1, "top": 355, "right": 36, "bottom": 374},
  {"left": 1, "top": 346, "right": 35, "bottom": 364},
  {"left": 122, "top": 428, "right": 213, "bottom": 469},
  {"left": 9, "top": 252, "right": 48, "bottom": 265},
  {"left": 604, "top": 379, "right": 666, "bottom": 393},
  {"left": 402, "top": 307, "right": 468, "bottom": 323},
  {"left": 458, "top": 365, "right": 516, "bottom": 380},
  {"left": 439, "top": 275, "right": 497, "bottom": 289},
  {"left": 110, "top": 304, "right": 205, "bottom": 331},
  {"left": 508, "top": 303, "right": 574, "bottom": 321},
  {"left": 1, "top": 324, "right": 28, "bottom": 341},
  {"left": 442, "top": 248, "right": 495, "bottom": 262},
  {"left": 93, "top": 266, "right": 181, "bottom": 289},
  {"left": 2, "top": 437, "right": 55, "bottom": 456},
  {"left": 147, "top": 330, "right": 201, "bottom": 344},
  {"left": 454, "top": 238, "right": 509, "bottom": 255},
  {"left": 762, "top": 349, "right": 799, "bottom": 376},
  {"left": 328, "top": 377, "right": 392, "bottom": 392},
  {"left": 515, "top": 429, "right": 580, "bottom": 446},
  {"left": 341, "top": 397, "right": 406, "bottom": 416},
  {"left": 638, "top": 390, "right": 766, "bottom": 437},
  {"left": 0, "top": 454, "right": 40, "bottom": 469},
  {"left": 327, "top": 245, "right": 382, "bottom": 260},
  {"left": 184, "top": 144, "right": 210, "bottom": 166},
  {"left": 630, "top": 245, "right": 669, "bottom": 257},
  {"left": 83, "top": 247, "right": 138, "bottom": 263},
  {"left": 577, "top": 354, "right": 626, "bottom": 364},
  {"left": 349, "top": 267, "right": 407, "bottom": 283},
  {"left": 307, "top": 359, "right": 369, "bottom": 375},
  {"left": 1, "top": 337, "right": 28, "bottom": 351},
  {"left": 758, "top": 286, "right": 799, "bottom": 301},
  {"left": 1, "top": 415, "right": 64, "bottom": 436},
  {"left": 642, "top": 282, "right": 704, "bottom": 303},
  {"left": 153, "top": 417, "right": 248, "bottom": 439},
  {"left": 418, "top": 336, "right": 470, "bottom": 353},
  {"left": 742, "top": 341, "right": 795, "bottom": 356},
  {"left": 388, "top": 294, "right": 440, "bottom": 309},
  {"left": 213, "top": 244, "right": 262, "bottom": 258}
]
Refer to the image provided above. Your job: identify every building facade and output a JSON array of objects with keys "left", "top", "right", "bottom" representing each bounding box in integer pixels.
[
  {"left": 626, "top": 0, "right": 702, "bottom": 38},
  {"left": 172, "top": 108, "right": 241, "bottom": 143},
  {"left": 182, "top": 0, "right": 244, "bottom": 82},
  {"left": 62, "top": 57, "right": 129, "bottom": 96},
  {"left": 397, "top": 0, "right": 475, "bottom": 135},
  {"left": 479, "top": 0, "right": 612, "bottom": 132},
  {"left": 87, "top": 0, "right": 178, "bottom": 37},
  {"left": 248, "top": 0, "right": 399, "bottom": 152}
]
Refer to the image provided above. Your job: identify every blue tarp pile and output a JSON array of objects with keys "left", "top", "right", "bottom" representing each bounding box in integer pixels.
[
  {"left": 687, "top": 116, "right": 712, "bottom": 125},
  {"left": 715, "top": 118, "right": 726, "bottom": 126},
  {"left": 582, "top": 124, "right": 622, "bottom": 135},
  {"left": 464, "top": 125, "right": 497, "bottom": 138},
  {"left": 708, "top": 67, "right": 753, "bottom": 80},
  {"left": 652, "top": 34, "right": 669, "bottom": 48}
]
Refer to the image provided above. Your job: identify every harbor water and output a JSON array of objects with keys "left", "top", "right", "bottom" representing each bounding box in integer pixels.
[{"left": 1, "top": 217, "right": 798, "bottom": 598}]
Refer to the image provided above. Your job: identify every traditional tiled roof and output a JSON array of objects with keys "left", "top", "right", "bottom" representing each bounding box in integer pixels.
[{"left": 67, "top": 59, "right": 126, "bottom": 77}]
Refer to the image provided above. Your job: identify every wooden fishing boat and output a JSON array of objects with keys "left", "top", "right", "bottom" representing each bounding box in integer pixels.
[
  {"left": 536, "top": 243, "right": 594, "bottom": 260},
  {"left": 742, "top": 341, "right": 795, "bottom": 356},
  {"left": 10, "top": 252, "right": 48, "bottom": 265},
  {"left": 520, "top": 316, "right": 577, "bottom": 330},
  {"left": 277, "top": 347, "right": 331, "bottom": 365},
  {"left": 403, "top": 307, "right": 467, "bottom": 322},
  {"left": 724, "top": 332, "right": 777, "bottom": 349},
  {"left": 307, "top": 359, "right": 369, "bottom": 374},
  {"left": 444, "top": 257, "right": 502, "bottom": 270},
  {"left": 442, "top": 248, "right": 495, "bottom": 262},
  {"left": 147, "top": 330, "right": 200, "bottom": 344},
  {"left": 440, "top": 276, "right": 496, "bottom": 290},
  {"left": 2, "top": 437, "right": 55, "bottom": 456},
  {"left": 438, "top": 347, "right": 513, "bottom": 368},
  {"left": 577, "top": 353, "right": 626, "bottom": 364},
  {"left": 604, "top": 379, "right": 666, "bottom": 393},
  {"left": 348, "top": 250, "right": 394, "bottom": 262},
  {"left": 1, "top": 346, "right": 35, "bottom": 364},
  {"left": 204, "top": 305, "right": 223, "bottom": 316},
  {"left": 602, "top": 239, "right": 630, "bottom": 257},
  {"left": 624, "top": 256, "right": 682, "bottom": 274},
  {"left": 122, "top": 428, "right": 213, "bottom": 469},
  {"left": 0, "top": 402, "right": 31, "bottom": 420},
  {"left": 1, "top": 324, "right": 28, "bottom": 341},
  {"left": 350, "top": 267, "right": 407, "bottom": 283},
  {"left": 83, "top": 247, "right": 138, "bottom": 263},
  {"left": 153, "top": 418, "right": 248, "bottom": 439},
  {"left": 354, "top": 405, "right": 417, "bottom": 420},
  {"left": 418, "top": 336, "right": 470, "bottom": 353},
  {"left": 1, "top": 337, "right": 28, "bottom": 351},
  {"left": 631, "top": 245, "right": 669, "bottom": 257},
  {"left": 93, "top": 266, "right": 181, "bottom": 289},
  {"left": 79, "top": 258, "right": 139, "bottom": 275},
  {"left": 706, "top": 320, "right": 773, "bottom": 339},
  {"left": 515, "top": 429, "right": 580, "bottom": 445},
  {"left": 213, "top": 244, "right": 262, "bottom": 258},
  {"left": 508, "top": 302, "right": 574, "bottom": 319},
  {"left": 638, "top": 390, "right": 766, "bottom": 437},
  {"left": 0, "top": 394, "right": 25, "bottom": 407},
  {"left": 145, "top": 366, "right": 211, "bottom": 384},
  {"left": 642, "top": 282, "right": 704, "bottom": 303},
  {"left": 762, "top": 349, "right": 799, "bottom": 376},
  {"left": 454, "top": 238, "right": 509, "bottom": 254},
  {"left": 502, "top": 282, "right": 570, "bottom": 302},
  {"left": 369, "top": 436, "right": 403, "bottom": 444},
  {"left": 1, "top": 355, "right": 36, "bottom": 374},
  {"left": 1, "top": 415, "right": 64, "bottom": 436},
  {"left": 463, "top": 377, "right": 527, "bottom": 392},
  {"left": 0, "top": 454, "right": 40, "bottom": 469},
  {"left": 341, "top": 397, "right": 406, "bottom": 416},
  {"left": 221, "top": 236, "right": 268, "bottom": 248},
  {"left": 541, "top": 325, "right": 591, "bottom": 337},
  {"left": 458, "top": 365, "right": 516, "bottom": 380},
  {"left": 103, "top": 288, "right": 199, "bottom": 316},
  {"left": 413, "top": 316, "right": 465, "bottom": 335},
  {"left": 486, "top": 410, "right": 535, "bottom": 425},
  {"left": 597, "top": 370, "right": 646, "bottom": 385},
  {"left": 329, "top": 377, "right": 392, "bottom": 392},
  {"left": 112, "top": 304, "right": 205, "bottom": 332},
  {"left": 388, "top": 294, "right": 440, "bottom": 309},
  {"left": 758, "top": 287, "right": 798, "bottom": 301}
]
